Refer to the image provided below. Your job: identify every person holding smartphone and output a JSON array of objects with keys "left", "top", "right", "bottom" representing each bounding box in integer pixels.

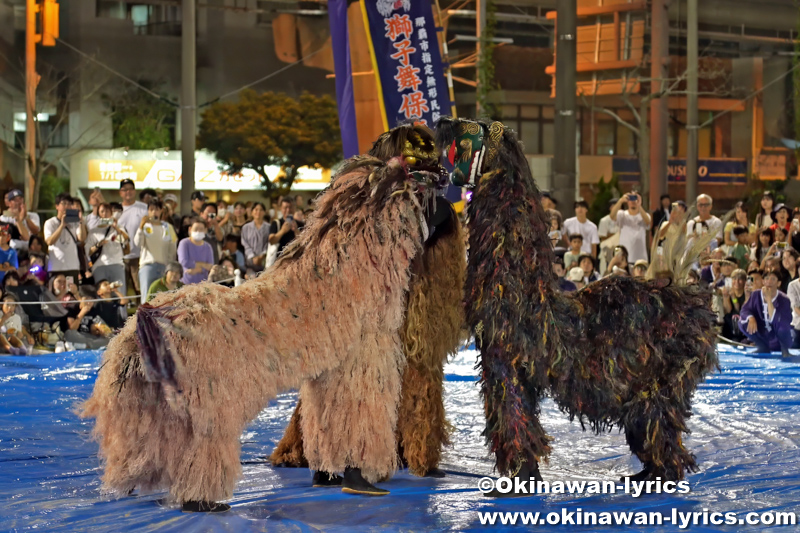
[
  {"left": 268, "top": 198, "right": 303, "bottom": 257},
  {"left": 43, "top": 193, "right": 86, "bottom": 282},
  {"left": 610, "top": 191, "right": 651, "bottom": 263}
]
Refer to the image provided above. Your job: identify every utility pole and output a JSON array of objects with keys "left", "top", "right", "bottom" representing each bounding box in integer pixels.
[
  {"left": 685, "top": 0, "right": 699, "bottom": 204},
  {"left": 553, "top": 0, "right": 577, "bottom": 208},
  {"left": 25, "top": 0, "right": 39, "bottom": 211},
  {"left": 181, "top": 0, "right": 196, "bottom": 213},
  {"left": 649, "top": 0, "right": 670, "bottom": 212},
  {"left": 476, "top": 0, "right": 486, "bottom": 116}
]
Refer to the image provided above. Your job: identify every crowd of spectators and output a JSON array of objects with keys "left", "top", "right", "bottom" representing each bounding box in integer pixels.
[
  {"left": 546, "top": 189, "right": 800, "bottom": 357},
  {"left": 0, "top": 182, "right": 310, "bottom": 354}
]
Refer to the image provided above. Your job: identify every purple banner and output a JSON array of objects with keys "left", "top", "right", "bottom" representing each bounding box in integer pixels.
[
  {"left": 362, "top": 0, "right": 451, "bottom": 127},
  {"left": 329, "top": 0, "right": 359, "bottom": 158}
]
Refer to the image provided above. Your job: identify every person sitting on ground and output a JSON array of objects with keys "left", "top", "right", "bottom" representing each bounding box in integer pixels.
[
  {"left": 605, "top": 245, "right": 630, "bottom": 277},
  {"left": 220, "top": 234, "right": 246, "bottom": 271},
  {"left": 714, "top": 257, "right": 737, "bottom": 289},
  {"left": 578, "top": 253, "right": 601, "bottom": 283},
  {"left": 208, "top": 257, "right": 237, "bottom": 287},
  {"left": 564, "top": 234, "right": 583, "bottom": 270},
  {"left": 92, "top": 279, "right": 129, "bottom": 331},
  {"left": 632, "top": 259, "right": 648, "bottom": 278},
  {"left": 721, "top": 269, "right": 748, "bottom": 342},
  {"left": 0, "top": 294, "right": 33, "bottom": 354},
  {"left": 552, "top": 256, "right": 576, "bottom": 292},
  {"left": 739, "top": 269, "right": 794, "bottom": 357},
  {"left": 786, "top": 263, "right": 800, "bottom": 349},
  {"left": 177, "top": 219, "right": 215, "bottom": 285},
  {"left": 567, "top": 267, "right": 586, "bottom": 290},
  {"left": 146, "top": 261, "right": 184, "bottom": 302},
  {"left": 59, "top": 294, "right": 109, "bottom": 350},
  {"left": 699, "top": 248, "right": 725, "bottom": 287}
]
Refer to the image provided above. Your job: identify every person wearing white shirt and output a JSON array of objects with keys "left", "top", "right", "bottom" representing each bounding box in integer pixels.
[
  {"left": 116, "top": 179, "right": 148, "bottom": 294},
  {"left": 134, "top": 199, "right": 178, "bottom": 300},
  {"left": 0, "top": 189, "right": 38, "bottom": 251},
  {"left": 85, "top": 203, "right": 129, "bottom": 293},
  {"left": 43, "top": 193, "right": 86, "bottom": 281},
  {"left": 562, "top": 200, "right": 600, "bottom": 257},
  {"left": 686, "top": 194, "right": 723, "bottom": 241},
  {"left": 610, "top": 191, "right": 651, "bottom": 263}
]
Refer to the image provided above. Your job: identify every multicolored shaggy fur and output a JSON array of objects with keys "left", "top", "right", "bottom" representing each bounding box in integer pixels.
[
  {"left": 435, "top": 117, "right": 718, "bottom": 481},
  {"left": 270, "top": 207, "right": 466, "bottom": 477},
  {"left": 81, "top": 156, "right": 438, "bottom": 503}
]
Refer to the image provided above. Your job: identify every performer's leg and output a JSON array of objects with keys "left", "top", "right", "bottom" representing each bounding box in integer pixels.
[
  {"left": 269, "top": 399, "right": 308, "bottom": 468},
  {"left": 482, "top": 353, "right": 551, "bottom": 485},
  {"left": 299, "top": 331, "right": 405, "bottom": 495},
  {"left": 621, "top": 388, "right": 696, "bottom": 481},
  {"left": 396, "top": 214, "right": 465, "bottom": 477}
]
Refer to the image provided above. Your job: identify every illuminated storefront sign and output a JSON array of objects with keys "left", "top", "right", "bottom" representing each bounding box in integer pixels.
[{"left": 87, "top": 159, "right": 331, "bottom": 191}]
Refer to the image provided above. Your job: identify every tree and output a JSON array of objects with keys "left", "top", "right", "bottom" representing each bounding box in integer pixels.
[
  {"left": 197, "top": 90, "right": 342, "bottom": 198},
  {"left": 1, "top": 58, "right": 110, "bottom": 209},
  {"left": 101, "top": 81, "right": 176, "bottom": 149},
  {"left": 580, "top": 57, "right": 737, "bottom": 208}
]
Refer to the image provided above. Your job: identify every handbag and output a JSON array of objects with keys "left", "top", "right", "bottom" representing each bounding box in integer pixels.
[
  {"left": 64, "top": 226, "right": 89, "bottom": 277},
  {"left": 89, "top": 227, "right": 112, "bottom": 264}
]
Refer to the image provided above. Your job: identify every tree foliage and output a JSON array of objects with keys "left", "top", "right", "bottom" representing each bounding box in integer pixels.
[
  {"left": 588, "top": 174, "right": 620, "bottom": 224},
  {"left": 102, "top": 82, "right": 176, "bottom": 150},
  {"left": 197, "top": 90, "right": 342, "bottom": 197}
]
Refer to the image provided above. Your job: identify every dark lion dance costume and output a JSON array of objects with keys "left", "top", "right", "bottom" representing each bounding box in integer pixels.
[
  {"left": 270, "top": 130, "right": 466, "bottom": 482},
  {"left": 81, "top": 124, "right": 459, "bottom": 510},
  {"left": 435, "top": 117, "right": 718, "bottom": 485}
]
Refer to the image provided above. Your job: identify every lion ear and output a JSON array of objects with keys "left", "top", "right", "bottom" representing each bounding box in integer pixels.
[{"left": 447, "top": 140, "right": 457, "bottom": 165}]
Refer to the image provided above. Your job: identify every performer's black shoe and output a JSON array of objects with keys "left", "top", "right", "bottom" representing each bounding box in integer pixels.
[
  {"left": 485, "top": 461, "right": 542, "bottom": 498},
  {"left": 181, "top": 500, "right": 231, "bottom": 513},
  {"left": 620, "top": 465, "right": 652, "bottom": 483},
  {"left": 312, "top": 471, "right": 343, "bottom": 487},
  {"left": 423, "top": 467, "right": 447, "bottom": 478},
  {"left": 341, "top": 467, "right": 390, "bottom": 496}
]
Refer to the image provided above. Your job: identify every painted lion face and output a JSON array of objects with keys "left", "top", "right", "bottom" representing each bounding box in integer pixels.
[{"left": 445, "top": 120, "right": 485, "bottom": 189}]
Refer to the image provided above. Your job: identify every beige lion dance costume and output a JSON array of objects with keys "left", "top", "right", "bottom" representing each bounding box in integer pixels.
[
  {"left": 269, "top": 202, "right": 465, "bottom": 480},
  {"left": 81, "top": 124, "right": 457, "bottom": 511}
]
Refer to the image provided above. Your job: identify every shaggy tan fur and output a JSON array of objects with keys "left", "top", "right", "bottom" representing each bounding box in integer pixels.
[
  {"left": 270, "top": 210, "right": 466, "bottom": 477},
  {"left": 81, "top": 158, "right": 433, "bottom": 503},
  {"left": 396, "top": 213, "right": 465, "bottom": 475}
]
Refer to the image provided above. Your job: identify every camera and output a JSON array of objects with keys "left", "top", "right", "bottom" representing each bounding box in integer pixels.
[{"left": 208, "top": 213, "right": 217, "bottom": 220}]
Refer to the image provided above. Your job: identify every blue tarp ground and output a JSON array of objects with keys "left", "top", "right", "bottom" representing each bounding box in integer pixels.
[{"left": 1, "top": 345, "right": 799, "bottom": 532}]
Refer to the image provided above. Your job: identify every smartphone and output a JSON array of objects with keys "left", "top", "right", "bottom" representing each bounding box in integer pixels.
[
  {"left": 66, "top": 276, "right": 74, "bottom": 286},
  {"left": 65, "top": 209, "right": 80, "bottom": 224},
  {"left": 286, "top": 215, "right": 294, "bottom": 223},
  {"left": 100, "top": 218, "right": 114, "bottom": 225},
  {"left": 628, "top": 194, "right": 638, "bottom": 202},
  {"left": 778, "top": 241, "right": 787, "bottom": 249},
  {"left": 724, "top": 277, "right": 733, "bottom": 289}
]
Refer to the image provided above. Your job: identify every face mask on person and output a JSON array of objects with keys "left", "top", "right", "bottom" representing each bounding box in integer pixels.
[{"left": 191, "top": 231, "right": 206, "bottom": 241}]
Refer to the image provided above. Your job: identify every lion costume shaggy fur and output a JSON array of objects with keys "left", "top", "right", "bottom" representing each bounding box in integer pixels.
[
  {"left": 81, "top": 155, "right": 441, "bottom": 504},
  {"left": 269, "top": 206, "right": 466, "bottom": 477},
  {"left": 435, "top": 117, "right": 718, "bottom": 482}
]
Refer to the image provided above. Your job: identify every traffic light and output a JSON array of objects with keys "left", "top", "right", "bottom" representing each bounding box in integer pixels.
[{"left": 40, "top": 0, "right": 59, "bottom": 47}]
